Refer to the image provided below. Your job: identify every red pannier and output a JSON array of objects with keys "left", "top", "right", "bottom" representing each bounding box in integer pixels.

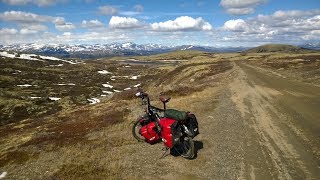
[
  {"left": 139, "top": 122, "right": 160, "bottom": 144},
  {"left": 159, "top": 118, "right": 182, "bottom": 148}
]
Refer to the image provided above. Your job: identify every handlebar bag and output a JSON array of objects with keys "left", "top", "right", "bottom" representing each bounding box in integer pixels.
[
  {"left": 164, "top": 109, "right": 188, "bottom": 121},
  {"left": 159, "top": 118, "right": 182, "bottom": 148},
  {"left": 139, "top": 122, "right": 160, "bottom": 144}
]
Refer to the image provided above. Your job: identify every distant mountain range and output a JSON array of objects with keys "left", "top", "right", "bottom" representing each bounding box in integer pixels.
[
  {"left": 0, "top": 42, "right": 318, "bottom": 59},
  {"left": 0, "top": 42, "right": 248, "bottom": 59}
]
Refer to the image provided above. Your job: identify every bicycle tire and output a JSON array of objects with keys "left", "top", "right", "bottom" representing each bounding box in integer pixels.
[
  {"left": 171, "top": 137, "right": 195, "bottom": 159},
  {"left": 132, "top": 119, "right": 145, "bottom": 142}
]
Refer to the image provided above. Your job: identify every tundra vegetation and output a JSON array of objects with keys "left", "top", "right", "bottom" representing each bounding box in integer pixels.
[{"left": 0, "top": 45, "right": 320, "bottom": 179}]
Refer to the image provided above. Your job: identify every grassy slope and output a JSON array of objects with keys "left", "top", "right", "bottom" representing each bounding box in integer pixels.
[{"left": 244, "top": 44, "right": 314, "bottom": 53}]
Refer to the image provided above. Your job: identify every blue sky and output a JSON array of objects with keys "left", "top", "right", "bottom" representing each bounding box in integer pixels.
[{"left": 0, "top": 0, "right": 319, "bottom": 46}]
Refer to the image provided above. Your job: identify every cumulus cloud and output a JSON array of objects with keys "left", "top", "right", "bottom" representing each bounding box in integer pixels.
[
  {"left": 220, "top": 0, "right": 267, "bottom": 15},
  {"left": 109, "top": 16, "right": 142, "bottom": 29},
  {"left": 99, "top": 5, "right": 118, "bottom": 15},
  {"left": 53, "top": 17, "right": 75, "bottom": 31},
  {"left": 82, "top": 19, "right": 105, "bottom": 29},
  {"left": 223, "top": 19, "right": 248, "bottom": 31},
  {"left": 151, "top": 16, "right": 212, "bottom": 31},
  {"left": 222, "top": 9, "right": 320, "bottom": 43},
  {"left": 2, "top": 0, "right": 56, "bottom": 6}
]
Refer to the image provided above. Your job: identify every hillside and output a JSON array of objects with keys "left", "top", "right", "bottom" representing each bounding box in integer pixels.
[{"left": 244, "top": 44, "right": 313, "bottom": 53}]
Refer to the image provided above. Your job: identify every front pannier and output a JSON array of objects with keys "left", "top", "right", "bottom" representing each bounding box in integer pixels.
[{"left": 139, "top": 122, "right": 160, "bottom": 144}]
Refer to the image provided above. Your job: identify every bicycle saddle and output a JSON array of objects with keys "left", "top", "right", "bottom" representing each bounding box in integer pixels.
[{"left": 159, "top": 95, "right": 171, "bottom": 103}]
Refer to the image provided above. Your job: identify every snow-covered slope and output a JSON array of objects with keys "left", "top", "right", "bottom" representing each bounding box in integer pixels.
[{"left": 0, "top": 51, "right": 79, "bottom": 64}]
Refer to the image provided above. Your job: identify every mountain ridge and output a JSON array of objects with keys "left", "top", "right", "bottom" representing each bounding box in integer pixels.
[
  {"left": 1, "top": 42, "right": 319, "bottom": 59},
  {"left": 0, "top": 42, "right": 248, "bottom": 59}
]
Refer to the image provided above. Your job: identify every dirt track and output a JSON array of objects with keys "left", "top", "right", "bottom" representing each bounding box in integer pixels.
[{"left": 122, "top": 61, "right": 320, "bottom": 179}]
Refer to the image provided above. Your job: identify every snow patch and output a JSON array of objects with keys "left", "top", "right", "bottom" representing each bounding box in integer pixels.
[
  {"left": 124, "top": 87, "right": 131, "bottom": 91},
  {"left": 0, "top": 51, "right": 15, "bottom": 58},
  {"left": 133, "top": 83, "right": 141, "bottom": 87},
  {"left": 56, "top": 83, "right": 76, "bottom": 86},
  {"left": 111, "top": 75, "right": 129, "bottom": 79},
  {"left": 17, "top": 84, "right": 32, "bottom": 87},
  {"left": 130, "top": 75, "right": 140, "bottom": 80},
  {"left": 113, "top": 89, "right": 122, "bottom": 93},
  {"left": 0, "top": 51, "right": 79, "bottom": 64},
  {"left": 49, "top": 97, "right": 61, "bottom": 101},
  {"left": 102, "top": 84, "right": 113, "bottom": 88},
  {"left": 30, "top": 97, "right": 42, "bottom": 99},
  {"left": 101, "top": 94, "right": 107, "bottom": 97},
  {"left": 39, "top": 55, "right": 78, "bottom": 64},
  {"left": 49, "top": 64, "right": 64, "bottom": 67},
  {"left": 87, "top": 98, "right": 100, "bottom": 105},
  {"left": 98, "top": 70, "right": 112, "bottom": 74},
  {"left": 0, "top": 172, "right": 7, "bottom": 179},
  {"left": 102, "top": 90, "right": 113, "bottom": 94}
]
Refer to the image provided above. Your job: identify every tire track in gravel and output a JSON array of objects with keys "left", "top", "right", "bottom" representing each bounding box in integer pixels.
[{"left": 231, "top": 61, "right": 320, "bottom": 179}]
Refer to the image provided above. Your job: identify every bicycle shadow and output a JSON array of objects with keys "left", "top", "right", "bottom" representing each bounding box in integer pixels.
[{"left": 193, "top": 140, "right": 204, "bottom": 159}]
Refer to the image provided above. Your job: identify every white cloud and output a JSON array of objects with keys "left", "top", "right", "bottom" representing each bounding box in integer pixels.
[
  {"left": 221, "top": 9, "right": 320, "bottom": 43},
  {"left": 63, "top": 32, "right": 71, "bottom": 36},
  {"left": 109, "top": 16, "right": 142, "bottom": 29},
  {"left": 223, "top": 19, "right": 248, "bottom": 31},
  {"left": 220, "top": 0, "right": 266, "bottom": 8},
  {"left": 26, "top": 24, "right": 48, "bottom": 31},
  {"left": 0, "top": 11, "right": 51, "bottom": 23},
  {"left": 99, "top": 5, "right": 118, "bottom": 15},
  {"left": 0, "top": 28, "right": 18, "bottom": 35},
  {"left": 53, "top": 17, "right": 75, "bottom": 31},
  {"left": 55, "top": 22, "right": 75, "bottom": 31},
  {"left": 151, "top": 16, "right": 212, "bottom": 31},
  {"left": 226, "top": 8, "right": 255, "bottom": 15},
  {"left": 2, "top": 0, "right": 56, "bottom": 6},
  {"left": 20, "top": 28, "right": 38, "bottom": 34},
  {"left": 220, "top": 0, "right": 267, "bottom": 15},
  {"left": 82, "top": 19, "right": 105, "bottom": 29}
]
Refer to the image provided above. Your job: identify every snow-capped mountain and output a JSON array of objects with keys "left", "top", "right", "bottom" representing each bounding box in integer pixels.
[
  {"left": 299, "top": 43, "right": 320, "bottom": 50},
  {"left": 0, "top": 42, "right": 249, "bottom": 59},
  {"left": 0, "top": 43, "right": 174, "bottom": 58}
]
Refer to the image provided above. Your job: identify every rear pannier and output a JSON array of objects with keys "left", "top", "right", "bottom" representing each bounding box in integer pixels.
[
  {"left": 185, "top": 114, "right": 199, "bottom": 138},
  {"left": 159, "top": 118, "right": 182, "bottom": 148}
]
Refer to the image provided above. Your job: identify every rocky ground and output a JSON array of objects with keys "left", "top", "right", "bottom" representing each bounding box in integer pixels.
[{"left": 0, "top": 51, "right": 319, "bottom": 179}]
